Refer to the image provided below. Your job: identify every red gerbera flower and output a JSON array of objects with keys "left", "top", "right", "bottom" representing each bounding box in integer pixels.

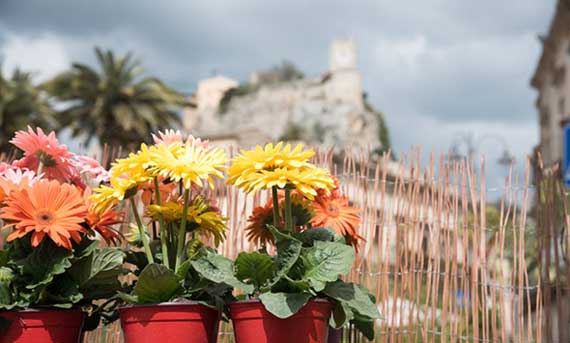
[{"left": 245, "top": 202, "right": 279, "bottom": 247}]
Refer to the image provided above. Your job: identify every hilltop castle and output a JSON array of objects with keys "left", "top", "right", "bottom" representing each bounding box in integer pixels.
[{"left": 183, "top": 39, "right": 390, "bottom": 154}]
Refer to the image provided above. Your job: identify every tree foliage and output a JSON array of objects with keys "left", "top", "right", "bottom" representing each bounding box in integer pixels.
[
  {"left": 0, "top": 68, "right": 57, "bottom": 152},
  {"left": 43, "top": 48, "right": 187, "bottom": 148}
]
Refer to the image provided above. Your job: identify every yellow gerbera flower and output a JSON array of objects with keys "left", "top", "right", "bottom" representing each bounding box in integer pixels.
[
  {"left": 147, "top": 201, "right": 184, "bottom": 222},
  {"left": 146, "top": 196, "right": 228, "bottom": 246},
  {"left": 149, "top": 141, "right": 226, "bottom": 190},
  {"left": 244, "top": 166, "right": 334, "bottom": 199},
  {"left": 109, "top": 143, "right": 158, "bottom": 183},
  {"left": 90, "top": 177, "right": 138, "bottom": 214},
  {"left": 228, "top": 142, "right": 315, "bottom": 186}
]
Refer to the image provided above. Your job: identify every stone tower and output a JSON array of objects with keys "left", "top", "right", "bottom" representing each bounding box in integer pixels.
[
  {"left": 330, "top": 39, "right": 358, "bottom": 71},
  {"left": 326, "top": 39, "right": 363, "bottom": 108}
]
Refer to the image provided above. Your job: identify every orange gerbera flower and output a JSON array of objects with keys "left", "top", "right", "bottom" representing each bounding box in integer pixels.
[
  {"left": 245, "top": 202, "right": 278, "bottom": 246},
  {"left": 0, "top": 180, "right": 89, "bottom": 250},
  {"left": 84, "top": 188, "right": 123, "bottom": 245},
  {"left": 310, "top": 194, "right": 363, "bottom": 250}
]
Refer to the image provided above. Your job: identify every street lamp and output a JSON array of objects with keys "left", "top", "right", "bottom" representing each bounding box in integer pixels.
[{"left": 448, "top": 132, "right": 515, "bottom": 167}]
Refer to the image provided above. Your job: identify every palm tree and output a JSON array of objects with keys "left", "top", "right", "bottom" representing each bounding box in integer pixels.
[
  {"left": 43, "top": 48, "right": 187, "bottom": 148},
  {"left": 0, "top": 68, "right": 57, "bottom": 153}
]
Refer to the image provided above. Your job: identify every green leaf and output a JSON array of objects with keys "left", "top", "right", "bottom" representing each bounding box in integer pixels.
[
  {"left": 0, "top": 283, "right": 11, "bottom": 308},
  {"left": 268, "top": 238, "right": 302, "bottom": 287},
  {"left": 72, "top": 239, "right": 99, "bottom": 260},
  {"left": 118, "top": 291, "right": 139, "bottom": 303},
  {"left": 323, "top": 280, "right": 380, "bottom": 319},
  {"left": 176, "top": 259, "right": 192, "bottom": 278},
  {"left": 259, "top": 292, "right": 312, "bottom": 319},
  {"left": 267, "top": 225, "right": 299, "bottom": 243},
  {"left": 134, "top": 263, "right": 182, "bottom": 303},
  {"left": 302, "top": 241, "right": 354, "bottom": 291},
  {"left": 20, "top": 240, "right": 72, "bottom": 289},
  {"left": 330, "top": 300, "right": 353, "bottom": 328},
  {"left": 124, "top": 251, "right": 148, "bottom": 273},
  {"left": 69, "top": 248, "right": 125, "bottom": 299},
  {"left": 235, "top": 252, "right": 274, "bottom": 289},
  {"left": 0, "top": 251, "right": 9, "bottom": 267},
  {"left": 352, "top": 314, "right": 376, "bottom": 340},
  {"left": 298, "top": 228, "right": 335, "bottom": 246},
  {"left": 191, "top": 253, "right": 253, "bottom": 294},
  {"left": 45, "top": 274, "right": 83, "bottom": 307}
]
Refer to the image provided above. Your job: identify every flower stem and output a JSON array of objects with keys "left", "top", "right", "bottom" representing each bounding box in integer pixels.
[
  {"left": 284, "top": 187, "right": 293, "bottom": 232},
  {"left": 154, "top": 177, "right": 170, "bottom": 269},
  {"left": 129, "top": 197, "right": 154, "bottom": 264},
  {"left": 37, "top": 161, "right": 44, "bottom": 176},
  {"left": 271, "top": 186, "right": 280, "bottom": 228},
  {"left": 175, "top": 188, "right": 190, "bottom": 272}
]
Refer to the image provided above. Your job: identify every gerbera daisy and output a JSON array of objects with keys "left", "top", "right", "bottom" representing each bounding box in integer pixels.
[
  {"left": 245, "top": 202, "right": 278, "bottom": 246},
  {"left": 90, "top": 176, "right": 138, "bottom": 214},
  {"left": 84, "top": 188, "right": 123, "bottom": 245},
  {"left": 152, "top": 129, "right": 184, "bottom": 146},
  {"left": 72, "top": 155, "right": 110, "bottom": 184},
  {"left": 152, "top": 129, "right": 209, "bottom": 148},
  {"left": 240, "top": 166, "right": 335, "bottom": 200},
  {"left": 228, "top": 142, "right": 315, "bottom": 186},
  {"left": 147, "top": 201, "right": 185, "bottom": 223},
  {"left": 310, "top": 194, "right": 363, "bottom": 250},
  {"left": 109, "top": 143, "right": 157, "bottom": 184},
  {"left": 10, "top": 127, "right": 76, "bottom": 182},
  {"left": 0, "top": 162, "right": 12, "bottom": 174},
  {"left": 245, "top": 192, "right": 315, "bottom": 246},
  {"left": 149, "top": 140, "right": 226, "bottom": 190},
  {"left": 146, "top": 196, "right": 227, "bottom": 246},
  {"left": 0, "top": 180, "right": 89, "bottom": 250},
  {"left": 0, "top": 167, "right": 40, "bottom": 203},
  {"left": 140, "top": 178, "right": 177, "bottom": 206}
]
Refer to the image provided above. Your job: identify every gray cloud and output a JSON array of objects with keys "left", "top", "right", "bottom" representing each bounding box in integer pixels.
[{"left": 0, "top": 0, "right": 556, "bottom": 184}]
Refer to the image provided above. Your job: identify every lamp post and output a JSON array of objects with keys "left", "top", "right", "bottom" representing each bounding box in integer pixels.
[{"left": 448, "top": 132, "right": 515, "bottom": 167}]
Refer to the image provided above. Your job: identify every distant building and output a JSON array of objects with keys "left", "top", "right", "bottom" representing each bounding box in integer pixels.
[
  {"left": 531, "top": 1, "right": 570, "bottom": 167},
  {"left": 183, "top": 39, "right": 391, "bottom": 155},
  {"left": 530, "top": 2, "right": 570, "bottom": 341}
]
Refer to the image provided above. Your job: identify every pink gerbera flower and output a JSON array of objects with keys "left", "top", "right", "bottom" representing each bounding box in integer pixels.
[
  {"left": 152, "top": 130, "right": 209, "bottom": 148},
  {"left": 72, "top": 155, "right": 110, "bottom": 184},
  {"left": 0, "top": 163, "right": 12, "bottom": 174},
  {"left": 0, "top": 167, "right": 40, "bottom": 203},
  {"left": 185, "top": 135, "right": 209, "bottom": 148},
  {"left": 10, "top": 127, "right": 76, "bottom": 183},
  {"left": 152, "top": 129, "right": 184, "bottom": 146}
]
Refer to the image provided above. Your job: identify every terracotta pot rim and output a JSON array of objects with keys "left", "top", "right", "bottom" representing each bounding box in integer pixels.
[
  {"left": 230, "top": 298, "right": 330, "bottom": 305},
  {"left": 119, "top": 301, "right": 215, "bottom": 311}
]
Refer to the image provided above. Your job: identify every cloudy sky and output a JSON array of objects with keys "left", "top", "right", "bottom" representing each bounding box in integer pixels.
[{"left": 0, "top": 0, "right": 556, "bottom": 187}]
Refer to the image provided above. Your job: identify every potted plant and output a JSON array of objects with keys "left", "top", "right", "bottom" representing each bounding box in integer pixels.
[
  {"left": 0, "top": 127, "right": 125, "bottom": 343},
  {"left": 90, "top": 130, "right": 243, "bottom": 343},
  {"left": 196, "top": 142, "right": 380, "bottom": 342}
]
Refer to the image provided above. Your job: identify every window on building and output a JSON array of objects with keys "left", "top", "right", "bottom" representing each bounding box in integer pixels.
[{"left": 559, "top": 97, "right": 566, "bottom": 116}]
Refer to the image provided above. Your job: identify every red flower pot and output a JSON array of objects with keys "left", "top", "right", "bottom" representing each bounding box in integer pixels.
[
  {"left": 230, "top": 299, "right": 332, "bottom": 343},
  {"left": 119, "top": 302, "right": 220, "bottom": 343},
  {"left": 0, "top": 308, "right": 84, "bottom": 343}
]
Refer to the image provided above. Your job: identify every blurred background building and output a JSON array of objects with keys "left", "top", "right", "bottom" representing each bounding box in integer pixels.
[
  {"left": 532, "top": 0, "right": 570, "bottom": 167},
  {"left": 183, "top": 39, "right": 391, "bottom": 156}
]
